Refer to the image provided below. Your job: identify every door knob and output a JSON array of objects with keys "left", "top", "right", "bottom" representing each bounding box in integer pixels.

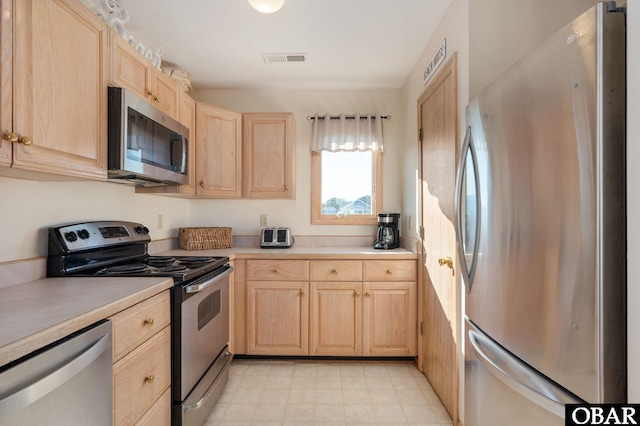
[{"left": 438, "top": 256, "right": 453, "bottom": 269}]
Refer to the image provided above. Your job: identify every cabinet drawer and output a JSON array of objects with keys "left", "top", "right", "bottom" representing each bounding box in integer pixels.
[
  {"left": 310, "top": 260, "right": 362, "bottom": 281},
  {"left": 113, "top": 327, "right": 171, "bottom": 426},
  {"left": 247, "top": 259, "right": 308, "bottom": 281},
  {"left": 363, "top": 260, "right": 417, "bottom": 281},
  {"left": 135, "top": 388, "right": 171, "bottom": 426},
  {"left": 111, "top": 291, "right": 171, "bottom": 362}
]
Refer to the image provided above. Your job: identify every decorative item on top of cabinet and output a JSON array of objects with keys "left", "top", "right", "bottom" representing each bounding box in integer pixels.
[
  {"left": 109, "top": 30, "right": 179, "bottom": 119},
  {"left": 242, "top": 112, "right": 295, "bottom": 198},
  {"left": 195, "top": 102, "right": 243, "bottom": 197},
  {"left": 136, "top": 91, "right": 196, "bottom": 196},
  {"left": 1, "top": 0, "right": 108, "bottom": 181},
  {"left": 110, "top": 290, "right": 171, "bottom": 425}
]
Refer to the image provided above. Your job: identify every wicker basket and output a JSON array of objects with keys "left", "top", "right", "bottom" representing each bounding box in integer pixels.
[{"left": 179, "top": 227, "right": 232, "bottom": 250}]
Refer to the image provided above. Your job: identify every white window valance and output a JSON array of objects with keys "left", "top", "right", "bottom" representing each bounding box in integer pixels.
[{"left": 310, "top": 113, "right": 385, "bottom": 152}]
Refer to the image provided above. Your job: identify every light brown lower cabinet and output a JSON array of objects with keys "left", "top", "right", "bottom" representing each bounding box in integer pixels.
[
  {"left": 362, "top": 282, "right": 417, "bottom": 356},
  {"left": 247, "top": 281, "right": 309, "bottom": 355},
  {"left": 309, "top": 281, "right": 417, "bottom": 357},
  {"left": 242, "top": 259, "right": 417, "bottom": 357},
  {"left": 110, "top": 290, "right": 171, "bottom": 425},
  {"left": 310, "top": 282, "right": 362, "bottom": 356}
]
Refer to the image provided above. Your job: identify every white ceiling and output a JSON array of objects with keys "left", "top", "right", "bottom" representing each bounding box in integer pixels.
[{"left": 105, "top": 0, "right": 452, "bottom": 90}]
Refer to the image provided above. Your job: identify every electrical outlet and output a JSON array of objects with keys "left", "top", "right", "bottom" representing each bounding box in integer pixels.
[
  {"left": 157, "top": 214, "right": 164, "bottom": 230},
  {"left": 260, "top": 214, "right": 269, "bottom": 227}
]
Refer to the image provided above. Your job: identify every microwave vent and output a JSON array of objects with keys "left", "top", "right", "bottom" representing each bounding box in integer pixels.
[{"left": 262, "top": 53, "right": 308, "bottom": 64}]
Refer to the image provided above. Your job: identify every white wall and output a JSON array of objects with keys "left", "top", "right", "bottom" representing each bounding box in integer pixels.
[
  {"left": 400, "top": 0, "right": 470, "bottom": 242},
  {"left": 0, "top": 176, "right": 189, "bottom": 263},
  {"left": 188, "top": 89, "right": 404, "bottom": 237}
]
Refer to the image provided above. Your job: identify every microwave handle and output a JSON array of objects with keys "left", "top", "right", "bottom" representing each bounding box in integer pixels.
[{"left": 170, "top": 135, "right": 187, "bottom": 172}]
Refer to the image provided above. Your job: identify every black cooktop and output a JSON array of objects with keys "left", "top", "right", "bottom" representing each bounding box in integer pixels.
[{"left": 46, "top": 221, "right": 229, "bottom": 283}]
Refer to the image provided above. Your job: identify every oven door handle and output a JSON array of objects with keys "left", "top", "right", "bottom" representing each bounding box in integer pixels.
[
  {"left": 184, "top": 350, "right": 233, "bottom": 413},
  {"left": 184, "top": 266, "right": 233, "bottom": 294}
]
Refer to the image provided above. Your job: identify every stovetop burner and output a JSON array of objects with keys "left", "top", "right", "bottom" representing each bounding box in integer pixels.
[
  {"left": 97, "top": 263, "right": 149, "bottom": 275},
  {"left": 146, "top": 256, "right": 177, "bottom": 267}
]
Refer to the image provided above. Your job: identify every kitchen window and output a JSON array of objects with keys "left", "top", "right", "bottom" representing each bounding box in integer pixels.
[{"left": 309, "top": 113, "right": 385, "bottom": 225}]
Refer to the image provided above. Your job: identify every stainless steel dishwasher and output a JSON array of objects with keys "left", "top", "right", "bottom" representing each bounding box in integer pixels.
[{"left": 0, "top": 320, "right": 112, "bottom": 426}]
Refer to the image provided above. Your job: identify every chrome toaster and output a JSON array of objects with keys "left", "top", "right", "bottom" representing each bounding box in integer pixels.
[{"left": 260, "top": 227, "right": 294, "bottom": 248}]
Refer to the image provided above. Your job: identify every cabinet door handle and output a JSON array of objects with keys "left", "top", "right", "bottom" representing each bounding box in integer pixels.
[
  {"left": 3, "top": 132, "right": 18, "bottom": 143},
  {"left": 144, "top": 375, "right": 155, "bottom": 384},
  {"left": 143, "top": 318, "right": 154, "bottom": 327},
  {"left": 199, "top": 181, "right": 206, "bottom": 188},
  {"left": 147, "top": 90, "right": 159, "bottom": 101},
  {"left": 354, "top": 291, "right": 360, "bottom": 297},
  {"left": 3, "top": 132, "right": 32, "bottom": 146},
  {"left": 365, "top": 292, "right": 371, "bottom": 297},
  {"left": 299, "top": 290, "right": 305, "bottom": 297}
]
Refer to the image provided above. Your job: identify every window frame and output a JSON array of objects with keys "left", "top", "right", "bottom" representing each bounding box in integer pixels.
[{"left": 311, "top": 150, "right": 383, "bottom": 225}]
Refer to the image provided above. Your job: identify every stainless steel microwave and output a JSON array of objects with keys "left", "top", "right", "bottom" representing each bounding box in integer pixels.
[{"left": 107, "top": 87, "right": 189, "bottom": 186}]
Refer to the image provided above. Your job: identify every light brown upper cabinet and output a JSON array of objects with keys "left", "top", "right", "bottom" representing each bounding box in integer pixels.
[
  {"left": 242, "top": 113, "right": 295, "bottom": 199},
  {"left": 109, "top": 31, "right": 179, "bottom": 119},
  {"left": 195, "top": 102, "right": 243, "bottom": 197},
  {"left": 0, "top": 0, "right": 108, "bottom": 181}
]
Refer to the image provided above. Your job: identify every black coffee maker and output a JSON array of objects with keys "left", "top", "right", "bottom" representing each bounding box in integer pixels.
[{"left": 374, "top": 213, "right": 400, "bottom": 249}]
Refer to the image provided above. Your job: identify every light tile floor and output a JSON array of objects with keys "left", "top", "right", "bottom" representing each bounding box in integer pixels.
[{"left": 205, "top": 359, "right": 453, "bottom": 425}]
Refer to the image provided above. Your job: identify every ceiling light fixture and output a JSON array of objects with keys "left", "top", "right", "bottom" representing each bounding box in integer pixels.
[{"left": 248, "top": 0, "right": 285, "bottom": 13}]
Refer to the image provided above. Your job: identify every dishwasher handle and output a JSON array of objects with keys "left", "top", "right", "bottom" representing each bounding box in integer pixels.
[{"left": 0, "top": 332, "right": 111, "bottom": 421}]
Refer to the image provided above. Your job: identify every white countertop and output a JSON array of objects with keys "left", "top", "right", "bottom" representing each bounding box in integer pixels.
[
  {"left": 0, "top": 276, "right": 172, "bottom": 367},
  {"left": 0, "top": 244, "right": 417, "bottom": 367},
  {"left": 159, "top": 245, "right": 418, "bottom": 259}
]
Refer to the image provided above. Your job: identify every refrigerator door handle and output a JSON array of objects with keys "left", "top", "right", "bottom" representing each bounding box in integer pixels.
[
  {"left": 455, "top": 126, "right": 481, "bottom": 293},
  {"left": 468, "top": 327, "right": 581, "bottom": 419}
]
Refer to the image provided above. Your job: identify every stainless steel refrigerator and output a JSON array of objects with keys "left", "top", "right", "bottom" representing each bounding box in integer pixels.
[{"left": 456, "top": 3, "right": 626, "bottom": 425}]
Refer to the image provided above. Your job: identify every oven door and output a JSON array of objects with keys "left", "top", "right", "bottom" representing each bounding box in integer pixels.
[{"left": 173, "top": 265, "right": 232, "bottom": 403}]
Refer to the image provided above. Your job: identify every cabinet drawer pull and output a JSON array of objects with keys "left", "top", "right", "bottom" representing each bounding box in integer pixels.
[
  {"left": 199, "top": 181, "right": 206, "bottom": 188},
  {"left": 386, "top": 269, "right": 393, "bottom": 274},
  {"left": 274, "top": 269, "right": 280, "bottom": 275},
  {"left": 143, "top": 318, "right": 154, "bottom": 327},
  {"left": 331, "top": 269, "right": 338, "bottom": 274},
  {"left": 144, "top": 375, "right": 155, "bottom": 384}
]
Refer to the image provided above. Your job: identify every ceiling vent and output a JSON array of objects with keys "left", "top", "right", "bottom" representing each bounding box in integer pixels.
[{"left": 263, "top": 53, "right": 308, "bottom": 64}]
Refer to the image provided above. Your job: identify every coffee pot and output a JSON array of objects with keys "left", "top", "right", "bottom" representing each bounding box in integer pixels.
[{"left": 374, "top": 213, "right": 400, "bottom": 249}]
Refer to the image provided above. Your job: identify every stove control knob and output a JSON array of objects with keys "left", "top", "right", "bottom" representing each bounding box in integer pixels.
[
  {"left": 78, "top": 229, "right": 90, "bottom": 240},
  {"left": 64, "top": 231, "right": 78, "bottom": 242},
  {"left": 135, "top": 226, "right": 149, "bottom": 235}
]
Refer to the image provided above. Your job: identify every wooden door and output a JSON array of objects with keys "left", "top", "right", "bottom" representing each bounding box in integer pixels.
[
  {"left": 12, "top": 0, "right": 107, "bottom": 179},
  {"left": 195, "top": 102, "right": 242, "bottom": 197},
  {"left": 247, "top": 281, "right": 308, "bottom": 355},
  {"left": 418, "top": 54, "right": 459, "bottom": 423},
  {"left": 0, "top": 0, "right": 11, "bottom": 167},
  {"left": 242, "top": 112, "right": 295, "bottom": 198},
  {"left": 363, "top": 282, "right": 417, "bottom": 356},
  {"left": 309, "top": 282, "right": 362, "bottom": 356}
]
